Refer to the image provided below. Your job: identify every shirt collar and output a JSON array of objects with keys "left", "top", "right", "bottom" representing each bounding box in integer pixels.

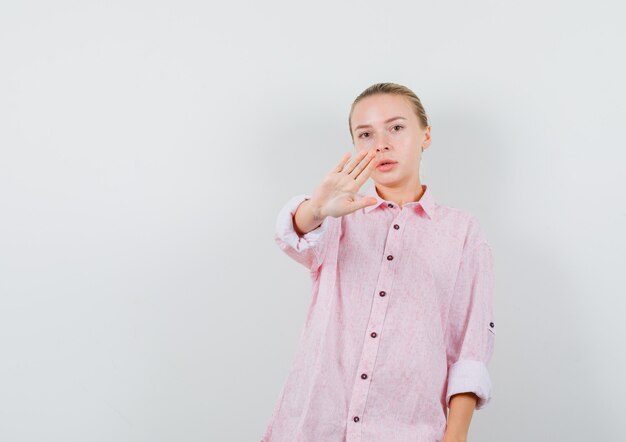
[{"left": 361, "top": 182, "right": 435, "bottom": 220}]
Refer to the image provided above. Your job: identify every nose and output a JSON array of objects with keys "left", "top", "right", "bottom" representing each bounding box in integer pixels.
[{"left": 374, "top": 134, "right": 391, "bottom": 153}]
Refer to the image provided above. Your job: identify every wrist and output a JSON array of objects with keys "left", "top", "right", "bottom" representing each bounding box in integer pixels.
[{"left": 308, "top": 199, "right": 327, "bottom": 220}]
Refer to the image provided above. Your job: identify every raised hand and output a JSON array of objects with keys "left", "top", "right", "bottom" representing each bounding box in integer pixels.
[{"left": 310, "top": 149, "right": 379, "bottom": 219}]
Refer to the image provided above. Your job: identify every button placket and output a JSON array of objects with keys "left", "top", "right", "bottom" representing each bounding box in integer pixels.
[{"left": 345, "top": 211, "right": 406, "bottom": 442}]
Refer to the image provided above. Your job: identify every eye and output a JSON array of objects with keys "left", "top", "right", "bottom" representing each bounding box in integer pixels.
[
  {"left": 358, "top": 132, "right": 370, "bottom": 139},
  {"left": 392, "top": 125, "right": 404, "bottom": 131}
]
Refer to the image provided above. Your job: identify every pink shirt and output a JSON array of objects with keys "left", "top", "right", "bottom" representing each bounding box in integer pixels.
[{"left": 262, "top": 183, "right": 496, "bottom": 442}]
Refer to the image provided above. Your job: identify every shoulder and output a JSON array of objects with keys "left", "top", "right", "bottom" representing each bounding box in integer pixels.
[{"left": 434, "top": 203, "right": 490, "bottom": 250}]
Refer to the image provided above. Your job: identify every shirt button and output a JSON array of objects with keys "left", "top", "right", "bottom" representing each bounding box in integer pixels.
[
  {"left": 353, "top": 416, "right": 360, "bottom": 422},
  {"left": 387, "top": 255, "right": 393, "bottom": 260},
  {"left": 370, "top": 331, "right": 377, "bottom": 338},
  {"left": 361, "top": 373, "right": 368, "bottom": 379},
  {"left": 387, "top": 203, "right": 393, "bottom": 208},
  {"left": 490, "top": 322, "right": 495, "bottom": 327},
  {"left": 379, "top": 291, "right": 386, "bottom": 297},
  {"left": 393, "top": 224, "right": 400, "bottom": 229}
]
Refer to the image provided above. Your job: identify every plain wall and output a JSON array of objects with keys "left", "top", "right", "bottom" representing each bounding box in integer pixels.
[{"left": 1, "top": 0, "right": 625, "bottom": 441}]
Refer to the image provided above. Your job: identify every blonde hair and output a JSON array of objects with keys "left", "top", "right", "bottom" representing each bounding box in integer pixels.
[{"left": 348, "top": 82, "right": 429, "bottom": 139}]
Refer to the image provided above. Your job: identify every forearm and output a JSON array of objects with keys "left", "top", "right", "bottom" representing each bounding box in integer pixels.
[
  {"left": 443, "top": 393, "right": 477, "bottom": 441},
  {"left": 293, "top": 199, "right": 326, "bottom": 236}
]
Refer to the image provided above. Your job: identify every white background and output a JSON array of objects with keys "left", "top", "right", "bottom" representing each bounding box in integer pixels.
[{"left": 1, "top": 1, "right": 625, "bottom": 441}]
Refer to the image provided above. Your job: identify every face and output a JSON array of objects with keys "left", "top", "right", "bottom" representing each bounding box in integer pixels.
[{"left": 350, "top": 93, "right": 431, "bottom": 186}]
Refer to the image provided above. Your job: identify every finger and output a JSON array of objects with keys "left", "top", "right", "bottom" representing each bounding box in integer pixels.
[
  {"left": 351, "top": 196, "right": 378, "bottom": 211},
  {"left": 347, "top": 149, "right": 375, "bottom": 176},
  {"left": 355, "top": 151, "right": 378, "bottom": 187},
  {"left": 332, "top": 152, "right": 352, "bottom": 173},
  {"left": 342, "top": 149, "right": 371, "bottom": 175},
  {"left": 349, "top": 149, "right": 376, "bottom": 180}
]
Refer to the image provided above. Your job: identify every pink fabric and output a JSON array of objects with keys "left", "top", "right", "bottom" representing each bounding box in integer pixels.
[{"left": 262, "top": 183, "right": 495, "bottom": 442}]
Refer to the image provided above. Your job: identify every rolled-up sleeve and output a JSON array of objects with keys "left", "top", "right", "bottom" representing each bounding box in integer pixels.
[
  {"left": 274, "top": 194, "right": 338, "bottom": 273},
  {"left": 445, "top": 238, "right": 496, "bottom": 410}
]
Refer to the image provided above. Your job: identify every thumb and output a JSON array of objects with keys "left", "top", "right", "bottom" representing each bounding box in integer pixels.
[{"left": 353, "top": 197, "right": 378, "bottom": 210}]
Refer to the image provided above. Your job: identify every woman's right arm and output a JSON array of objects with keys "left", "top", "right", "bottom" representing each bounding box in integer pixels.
[{"left": 273, "top": 148, "right": 379, "bottom": 272}]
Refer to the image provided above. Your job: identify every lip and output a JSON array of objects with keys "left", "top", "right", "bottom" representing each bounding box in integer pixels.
[{"left": 376, "top": 159, "right": 398, "bottom": 170}]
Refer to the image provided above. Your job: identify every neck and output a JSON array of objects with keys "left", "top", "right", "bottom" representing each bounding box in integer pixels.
[{"left": 375, "top": 177, "right": 425, "bottom": 208}]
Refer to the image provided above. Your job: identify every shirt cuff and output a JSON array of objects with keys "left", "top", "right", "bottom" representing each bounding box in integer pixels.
[
  {"left": 275, "top": 195, "right": 329, "bottom": 255},
  {"left": 445, "top": 359, "right": 493, "bottom": 410}
]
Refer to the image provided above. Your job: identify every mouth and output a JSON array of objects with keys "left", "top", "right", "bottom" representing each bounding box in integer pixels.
[{"left": 376, "top": 160, "right": 397, "bottom": 171}]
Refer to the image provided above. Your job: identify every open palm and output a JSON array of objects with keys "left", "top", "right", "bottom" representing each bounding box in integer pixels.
[{"left": 311, "top": 149, "right": 379, "bottom": 219}]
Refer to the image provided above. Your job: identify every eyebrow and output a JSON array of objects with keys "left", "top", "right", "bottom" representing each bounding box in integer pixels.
[{"left": 354, "top": 116, "right": 407, "bottom": 132}]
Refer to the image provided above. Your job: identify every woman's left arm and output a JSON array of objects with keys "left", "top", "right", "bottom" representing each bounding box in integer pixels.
[
  {"left": 443, "top": 216, "right": 497, "bottom": 440},
  {"left": 443, "top": 392, "right": 478, "bottom": 442}
]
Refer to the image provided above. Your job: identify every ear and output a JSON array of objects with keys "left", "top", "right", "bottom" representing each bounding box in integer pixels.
[{"left": 422, "top": 125, "right": 432, "bottom": 150}]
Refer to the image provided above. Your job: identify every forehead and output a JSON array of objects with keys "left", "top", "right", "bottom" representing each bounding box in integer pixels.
[{"left": 351, "top": 94, "right": 414, "bottom": 127}]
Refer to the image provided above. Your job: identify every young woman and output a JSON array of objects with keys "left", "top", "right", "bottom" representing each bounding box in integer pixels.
[{"left": 262, "top": 83, "right": 496, "bottom": 442}]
